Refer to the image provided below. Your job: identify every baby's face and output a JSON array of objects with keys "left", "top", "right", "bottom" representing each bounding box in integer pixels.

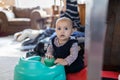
[{"left": 55, "top": 20, "right": 73, "bottom": 41}]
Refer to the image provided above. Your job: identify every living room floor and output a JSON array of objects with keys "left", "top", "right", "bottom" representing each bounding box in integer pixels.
[{"left": 0, "top": 35, "right": 27, "bottom": 80}]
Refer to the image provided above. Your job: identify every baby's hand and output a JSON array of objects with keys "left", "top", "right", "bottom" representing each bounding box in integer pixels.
[
  {"left": 45, "top": 53, "right": 53, "bottom": 59},
  {"left": 54, "top": 58, "right": 68, "bottom": 66}
]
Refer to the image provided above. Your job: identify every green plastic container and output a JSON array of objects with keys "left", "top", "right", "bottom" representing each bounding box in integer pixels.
[
  {"left": 14, "top": 56, "right": 66, "bottom": 80},
  {"left": 44, "top": 57, "right": 55, "bottom": 67}
]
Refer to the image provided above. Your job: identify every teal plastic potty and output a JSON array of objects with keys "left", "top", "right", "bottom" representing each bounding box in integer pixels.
[{"left": 14, "top": 56, "right": 66, "bottom": 80}]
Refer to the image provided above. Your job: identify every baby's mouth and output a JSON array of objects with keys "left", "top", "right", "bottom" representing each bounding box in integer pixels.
[{"left": 60, "top": 35, "right": 65, "bottom": 37}]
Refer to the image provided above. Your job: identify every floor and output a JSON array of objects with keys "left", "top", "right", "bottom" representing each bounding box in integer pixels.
[{"left": 0, "top": 35, "right": 27, "bottom": 80}]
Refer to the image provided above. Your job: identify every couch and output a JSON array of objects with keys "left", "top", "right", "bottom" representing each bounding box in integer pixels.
[{"left": 0, "top": 6, "right": 48, "bottom": 35}]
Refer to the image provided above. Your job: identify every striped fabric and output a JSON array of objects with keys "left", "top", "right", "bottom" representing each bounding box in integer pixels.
[{"left": 60, "top": 0, "right": 81, "bottom": 28}]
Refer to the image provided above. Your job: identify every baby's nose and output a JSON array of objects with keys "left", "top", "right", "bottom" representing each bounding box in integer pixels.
[{"left": 61, "top": 29, "right": 65, "bottom": 33}]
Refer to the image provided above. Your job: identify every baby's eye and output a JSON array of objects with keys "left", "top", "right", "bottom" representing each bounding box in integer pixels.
[
  {"left": 57, "top": 27, "right": 61, "bottom": 30},
  {"left": 65, "top": 27, "right": 68, "bottom": 30}
]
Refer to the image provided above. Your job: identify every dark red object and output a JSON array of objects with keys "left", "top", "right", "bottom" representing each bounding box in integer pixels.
[{"left": 67, "top": 67, "right": 120, "bottom": 80}]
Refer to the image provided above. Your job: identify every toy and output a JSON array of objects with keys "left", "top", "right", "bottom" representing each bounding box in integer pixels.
[
  {"left": 44, "top": 57, "right": 55, "bottom": 67},
  {"left": 14, "top": 56, "right": 66, "bottom": 80}
]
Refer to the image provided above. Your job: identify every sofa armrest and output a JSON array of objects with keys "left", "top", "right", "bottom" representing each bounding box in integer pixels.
[
  {"left": 0, "top": 10, "right": 15, "bottom": 32},
  {"left": 30, "top": 9, "right": 48, "bottom": 30},
  {"left": 0, "top": 11, "right": 9, "bottom": 32},
  {"left": 0, "top": 10, "right": 15, "bottom": 20},
  {"left": 0, "top": 11, "right": 8, "bottom": 22}
]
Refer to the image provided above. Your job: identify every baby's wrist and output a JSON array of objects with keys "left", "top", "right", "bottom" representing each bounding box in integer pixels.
[{"left": 64, "top": 59, "right": 69, "bottom": 65}]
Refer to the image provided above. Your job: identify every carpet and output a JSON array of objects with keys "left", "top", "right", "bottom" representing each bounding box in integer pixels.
[{"left": 0, "top": 35, "right": 27, "bottom": 80}]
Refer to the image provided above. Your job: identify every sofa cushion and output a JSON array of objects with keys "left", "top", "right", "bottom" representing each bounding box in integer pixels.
[
  {"left": 8, "top": 18, "right": 30, "bottom": 26},
  {"left": 13, "top": 6, "right": 40, "bottom": 18}
]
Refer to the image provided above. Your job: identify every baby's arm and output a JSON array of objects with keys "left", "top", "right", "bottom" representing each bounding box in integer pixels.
[
  {"left": 45, "top": 42, "right": 54, "bottom": 58},
  {"left": 65, "top": 43, "right": 79, "bottom": 65}
]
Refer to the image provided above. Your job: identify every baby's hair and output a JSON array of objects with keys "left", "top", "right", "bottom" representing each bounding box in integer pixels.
[{"left": 56, "top": 17, "right": 73, "bottom": 28}]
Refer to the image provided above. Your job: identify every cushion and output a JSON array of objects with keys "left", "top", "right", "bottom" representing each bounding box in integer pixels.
[
  {"left": 9, "top": 18, "right": 30, "bottom": 26},
  {"left": 13, "top": 6, "right": 40, "bottom": 18}
]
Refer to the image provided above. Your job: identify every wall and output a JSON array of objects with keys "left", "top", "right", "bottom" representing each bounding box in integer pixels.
[{"left": 0, "top": 0, "right": 15, "bottom": 9}]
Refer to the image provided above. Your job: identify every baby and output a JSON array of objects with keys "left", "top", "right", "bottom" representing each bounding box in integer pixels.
[{"left": 45, "top": 17, "right": 84, "bottom": 73}]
